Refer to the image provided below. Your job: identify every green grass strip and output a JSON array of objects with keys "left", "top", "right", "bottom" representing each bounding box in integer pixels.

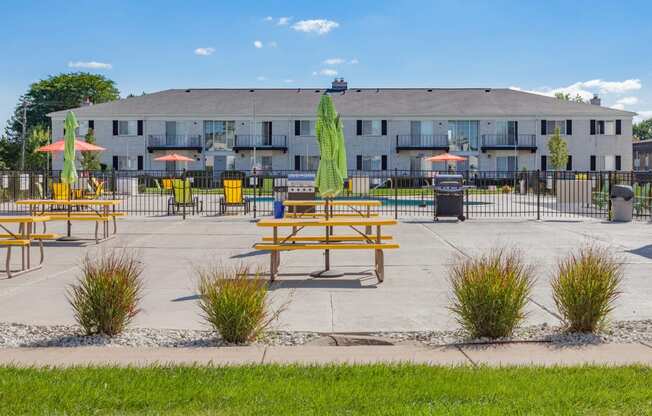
[{"left": 0, "top": 365, "right": 651, "bottom": 415}]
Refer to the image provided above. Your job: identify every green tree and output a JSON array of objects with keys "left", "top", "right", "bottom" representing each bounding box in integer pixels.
[
  {"left": 633, "top": 118, "right": 652, "bottom": 141},
  {"left": 80, "top": 129, "right": 101, "bottom": 171},
  {"left": 6, "top": 72, "right": 119, "bottom": 139},
  {"left": 0, "top": 125, "right": 50, "bottom": 170},
  {"left": 548, "top": 127, "right": 569, "bottom": 170},
  {"left": 555, "top": 92, "right": 585, "bottom": 103}
]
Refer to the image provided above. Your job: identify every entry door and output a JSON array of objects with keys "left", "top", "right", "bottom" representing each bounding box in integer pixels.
[
  {"left": 165, "top": 121, "right": 177, "bottom": 145},
  {"left": 410, "top": 121, "right": 421, "bottom": 146},
  {"left": 508, "top": 121, "right": 518, "bottom": 145},
  {"left": 261, "top": 121, "right": 272, "bottom": 146}
]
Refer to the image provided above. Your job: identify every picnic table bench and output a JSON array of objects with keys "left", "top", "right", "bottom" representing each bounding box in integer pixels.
[
  {"left": 16, "top": 199, "right": 122, "bottom": 243},
  {"left": 0, "top": 215, "right": 50, "bottom": 278},
  {"left": 255, "top": 217, "right": 399, "bottom": 283}
]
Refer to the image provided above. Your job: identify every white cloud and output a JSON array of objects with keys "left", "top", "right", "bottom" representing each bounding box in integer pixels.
[
  {"left": 268, "top": 41, "right": 278, "bottom": 48},
  {"left": 253, "top": 40, "right": 263, "bottom": 49},
  {"left": 323, "top": 58, "right": 345, "bottom": 65},
  {"left": 312, "top": 71, "right": 318, "bottom": 76},
  {"left": 277, "top": 17, "right": 291, "bottom": 26},
  {"left": 616, "top": 96, "right": 639, "bottom": 106},
  {"left": 264, "top": 16, "right": 273, "bottom": 21},
  {"left": 349, "top": 58, "right": 359, "bottom": 64},
  {"left": 194, "top": 47, "right": 215, "bottom": 56},
  {"left": 510, "top": 79, "right": 643, "bottom": 103},
  {"left": 635, "top": 111, "right": 652, "bottom": 123},
  {"left": 611, "top": 103, "right": 626, "bottom": 110},
  {"left": 318, "top": 68, "right": 338, "bottom": 76},
  {"left": 292, "top": 19, "right": 339, "bottom": 35},
  {"left": 256, "top": 75, "right": 267, "bottom": 81},
  {"left": 67, "top": 61, "right": 112, "bottom": 69},
  {"left": 284, "top": 79, "right": 294, "bottom": 83}
]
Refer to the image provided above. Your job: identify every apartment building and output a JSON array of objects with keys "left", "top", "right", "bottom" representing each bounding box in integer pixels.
[{"left": 48, "top": 79, "right": 634, "bottom": 174}]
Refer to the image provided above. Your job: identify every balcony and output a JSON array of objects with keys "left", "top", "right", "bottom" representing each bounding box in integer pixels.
[
  {"left": 396, "top": 135, "right": 450, "bottom": 152},
  {"left": 147, "top": 135, "right": 203, "bottom": 152},
  {"left": 233, "top": 135, "right": 288, "bottom": 153},
  {"left": 481, "top": 134, "right": 537, "bottom": 152}
]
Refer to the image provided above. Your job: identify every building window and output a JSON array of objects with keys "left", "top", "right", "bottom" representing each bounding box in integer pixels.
[
  {"left": 295, "top": 155, "right": 320, "bottom": 171},
  {"left": 615, "top": 155, "right": 622, "bottom": 171},
  {"left": 361, "top": 120, "right": 382, "bottom": 136},
  {"left": 204, "top": 121, "right": 235, "bottom": 151},
  {"left": 297, "top": 120, "right": 315, "bottom": 136},
  {"left": 117, "top": 120, "right": 137, "bottom": 136},
  {"left": 447, "top": 120, "right": 479, "bottom": 151},
  {"left": 604, "top": 121, "right": 616, "bottom": 136},
  {"left": 545, "top": 120, "right": 566, "bottom": 135},
  {"left": 541, "top": 155, "right": 547, "bottom": 171},
  {"left": 260, "top": 156, "right": 273, "bottom": 172},
  {"left": 590, "top": 155, "right": 596, "bottom": 171},
  {"left": 115, "top": 156, "right": 137, "bottom": 170},
  {"left": 496, "top": 156, "right": 517, "bottom": 172}
]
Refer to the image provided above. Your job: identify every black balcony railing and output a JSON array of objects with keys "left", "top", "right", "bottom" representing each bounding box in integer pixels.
[
  {"left": 396, "top": 134, "right": 449, "bottom": 151},
  {"left": 234, "top": 135, "right": 288, "bottom": 150},
  {"left": 147, "top": 135, "right": 202, "bottom": 149},
  {"left": 481, "top": 134, "right": 537, "bottom": 151}
]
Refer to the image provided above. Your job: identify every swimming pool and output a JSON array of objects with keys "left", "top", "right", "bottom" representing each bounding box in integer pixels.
[{"left": 248, "top": 196, "right": 489, "bottom": 207}]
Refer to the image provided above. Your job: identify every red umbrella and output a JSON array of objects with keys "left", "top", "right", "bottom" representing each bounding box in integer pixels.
[
  {"left": 154, "top": 153, "right": 194, "bottom": 162},
  {"left": 37, "top": 139, "right": 105, "bottom": 152},
  {"left": 424, "top": 153, "right": 467, "bottom": 162}
]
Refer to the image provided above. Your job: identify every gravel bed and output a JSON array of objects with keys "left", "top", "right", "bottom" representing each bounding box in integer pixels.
[
  {"left": 374, "top": 320, "right": 652, "bottom": 346},
  {"left": 0, "top": 322, "right": 319, "bottom": 348},
  {"left": 1, "top": 320, "right": 651, "bottom": 348}
]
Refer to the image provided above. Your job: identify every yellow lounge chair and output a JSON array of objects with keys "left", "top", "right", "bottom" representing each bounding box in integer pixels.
[
  {"left": 51, "top": 183, "right": 69, "bottom": 200},
  {"left": 167, "top": 179, "right": 203, "bottom": 215},
  {"left": 220, "top": 178, "right": 250, "bottom": 214}
]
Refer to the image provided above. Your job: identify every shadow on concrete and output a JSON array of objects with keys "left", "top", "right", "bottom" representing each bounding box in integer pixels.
[
  {"left": 627, "top": 244, "right": 652, "bottom": 260},
  {"left": 171, "top": 294, "right": 200, "bottom": 302},
  {"left": 269, "top": 278, "right": 376, "bottom": 290},
  {"left": 230, "top": 250, "right": 268, "bottom": 259}
]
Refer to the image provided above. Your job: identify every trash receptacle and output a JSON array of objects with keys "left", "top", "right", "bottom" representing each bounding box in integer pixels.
[
  {"left": 611, "top": 184, "right": 634, "bottom": 222},
  {"left": 273, "top": 201, "right": 285, "bottom": 219}
]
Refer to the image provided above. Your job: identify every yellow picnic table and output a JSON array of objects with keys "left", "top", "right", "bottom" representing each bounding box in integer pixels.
[
  {"left": 256, "top": 217, "right": 399, "bottom": 282},
  {"left": 16, "top": 199, "right": 122, "bottom": 243},
  {"left": 283, "top": 199, "right": 381, "bottom": 218},
  {"left": 0, "top": 215, "right": 50, "bottom": 278}
]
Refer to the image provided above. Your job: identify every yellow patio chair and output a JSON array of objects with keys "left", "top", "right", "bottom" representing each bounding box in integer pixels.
[
  {"left": 162, "top": 179, "right": 173, "bottom": 190},
  {"left": 167, "top": 179, "right": 203, "bottom": 215},
  {"left": 220, "top": 179, "right": 250, "bottom": 214},
  {"left": 51, "top": 183, "right": 69, "bottom": 200}
]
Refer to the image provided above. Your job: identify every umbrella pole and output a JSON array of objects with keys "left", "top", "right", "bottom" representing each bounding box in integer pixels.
[{"left": 311, "top": 196, "right": 343, "bottom": 278}]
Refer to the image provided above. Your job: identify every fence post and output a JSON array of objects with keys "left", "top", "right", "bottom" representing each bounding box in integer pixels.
[
  {"left": 536, "top": 169, "right": 540, "bottom": 220},
  {"left": 607, "top": 170, "right": 613, "bottom": 221},
  {"left": 253, "top": 172, "right": 257, "bottom": 219},
  {"left": 182, "top": 170, "right": 187, "bottom": 220},
  {"left": 393, "top": 168, "right": 398, "bottom": 220}
]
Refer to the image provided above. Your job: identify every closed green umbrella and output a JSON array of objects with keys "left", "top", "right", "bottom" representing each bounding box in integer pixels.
[
  {"left": 315, "top": 95, "right": 347, "bottom": 198},
  {"left": 62, "top": 111, "right": 79, "bottom": 185},
  {"left": 61, "top": 111, "right": 79, "bottom": 239},
  {"left": 312, "top": 94, "right": 347, "bottom": 277}
]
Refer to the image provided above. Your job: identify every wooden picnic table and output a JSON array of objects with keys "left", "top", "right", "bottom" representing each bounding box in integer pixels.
[
  {"left": 256, "top": 217, "right": 399, "bottom": 282},
  {"left": 0, "top": 215, "right": 50, "bottom": 278},
  {"left": 16, "top": 199, "right": 122, "bottom": 243}
]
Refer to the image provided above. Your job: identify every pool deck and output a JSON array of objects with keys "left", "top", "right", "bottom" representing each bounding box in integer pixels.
[{"left": 0, "top": 216, "right": 650, "bottom": 332}]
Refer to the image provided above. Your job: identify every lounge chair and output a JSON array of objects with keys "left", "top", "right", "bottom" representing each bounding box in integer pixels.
[
  {"left": 52, "top": 182, "right": 69, "bottom": 201},
  {"left": 220, "top": 178, "right": 250, "bottom": 215},
  {"left": 167, "top": 178, "right": 203, "bottom": 215}
]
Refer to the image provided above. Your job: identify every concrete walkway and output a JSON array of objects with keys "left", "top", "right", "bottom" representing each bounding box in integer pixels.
[
  {"left": 0, "top": 217, "right": 650, "bottom": 333},
  {"left": 3, "top": 342, "right": 651, "bottom": 367}
]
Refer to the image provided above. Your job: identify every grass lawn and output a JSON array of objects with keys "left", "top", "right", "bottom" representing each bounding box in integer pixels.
[{"left": 1, "top": 365, "right": 650, "bottom": 415}]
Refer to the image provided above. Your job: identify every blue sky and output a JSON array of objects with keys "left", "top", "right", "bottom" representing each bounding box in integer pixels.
[{"left": 2, "top": 0, "right": 652, "bottom": 133}]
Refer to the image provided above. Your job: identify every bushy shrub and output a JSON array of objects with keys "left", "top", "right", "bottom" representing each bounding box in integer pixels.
[
  {"left": 68, "top": 250, "right": 144, "bottom": 336},
  {"left": 551, "top": 246, "right": 623, "bottom": 333},
  {"left": 197, "top": 264, "right": 277, "bottom": 344},
  {"left": 449, "top": 249, "right": 534, "bottom": 338}
]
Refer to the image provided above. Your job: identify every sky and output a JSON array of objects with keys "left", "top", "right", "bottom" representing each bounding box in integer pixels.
[{"left": 2, "top": 0, "right": 652, "bottom": 133}]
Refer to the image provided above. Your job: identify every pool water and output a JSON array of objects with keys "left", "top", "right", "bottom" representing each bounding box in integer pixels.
[{"left": 248, "top": 196, "right": 488, "bottom": 207}]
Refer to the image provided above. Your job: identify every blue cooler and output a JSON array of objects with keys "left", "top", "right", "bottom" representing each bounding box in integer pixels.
[{"left": 273, "top": 201, "right": 285, "bottom": 219}]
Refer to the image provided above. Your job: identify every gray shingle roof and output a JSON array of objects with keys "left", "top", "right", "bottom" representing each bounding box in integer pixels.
[{"left": 48, "top": 87, "right": 636, "bottom": 119}]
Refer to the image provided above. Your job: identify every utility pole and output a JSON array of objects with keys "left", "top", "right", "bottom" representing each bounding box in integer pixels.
[{"left": 19, "top": 101, "right": 28, "bottom": 171}]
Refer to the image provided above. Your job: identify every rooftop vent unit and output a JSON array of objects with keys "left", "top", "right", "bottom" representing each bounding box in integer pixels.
[
  {"left": 330, "top": 78, "right": 348, "bottom": 91},
  {"left": 590, "top": 94, "right": 601, "bottom": 106}
]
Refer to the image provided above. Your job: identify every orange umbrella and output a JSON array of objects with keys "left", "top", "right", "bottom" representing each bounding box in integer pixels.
[
  {"left": 154, "top": 153, "right": 194, "bottom": 162},
  {"left": 37, "top": 139, "right": 105, "bottom": 152},
  {"left": 424, "top": 153, "right": 467, "bottom": 162}
]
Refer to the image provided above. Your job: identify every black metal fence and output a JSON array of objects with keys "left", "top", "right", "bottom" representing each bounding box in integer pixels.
[{"left": 0, "top": 169, "right": 651, "bottom": 221}]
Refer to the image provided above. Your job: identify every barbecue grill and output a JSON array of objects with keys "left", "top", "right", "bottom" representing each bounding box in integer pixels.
[{"left": 432, "top": 174, "right": 466, "bottom": 221}]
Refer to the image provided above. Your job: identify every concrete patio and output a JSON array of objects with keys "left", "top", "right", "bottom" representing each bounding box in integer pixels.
[{"left": 0, "top": 216, "right": 650, "bottom": 333}]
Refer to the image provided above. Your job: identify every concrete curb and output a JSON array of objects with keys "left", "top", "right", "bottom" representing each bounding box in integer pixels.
[{"left": 1, "top": 342, "right": 651, "bottom": 367}]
